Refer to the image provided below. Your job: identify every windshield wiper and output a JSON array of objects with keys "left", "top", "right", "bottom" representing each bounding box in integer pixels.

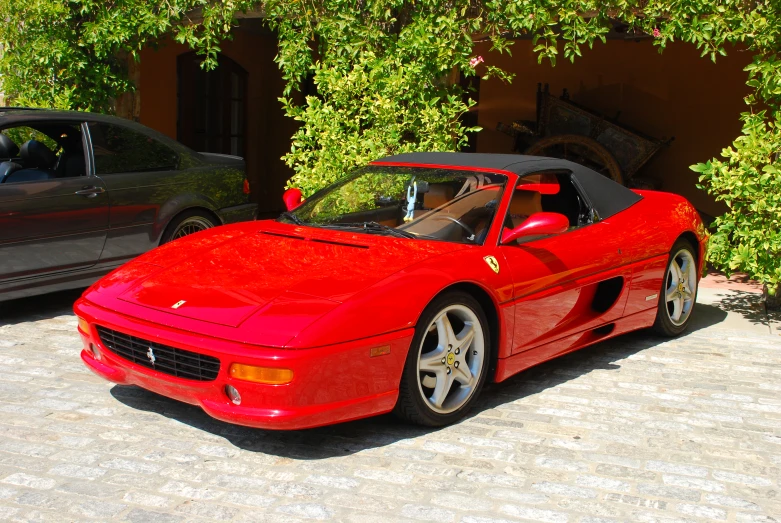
[
  {"left": 327, "top": 221, "right": 417, "bottom": 239},
  {"left": 279, "top": 211, "right": 303, "bottom": 225}
]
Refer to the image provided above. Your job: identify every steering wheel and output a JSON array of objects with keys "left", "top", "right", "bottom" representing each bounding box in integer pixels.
[{"left": 432, "top": 215, "right": 477, "bottom": 241}]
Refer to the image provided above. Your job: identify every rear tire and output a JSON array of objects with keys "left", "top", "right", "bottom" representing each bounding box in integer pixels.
[
  {"left": 394, "top": 291, "right": 491, "bottom": 426},
  {"left": 652, "top": 239, "right": 698, "bottom": 336},
  {"left": 160, "top": 209, "right": 217, "bottom": 245}
]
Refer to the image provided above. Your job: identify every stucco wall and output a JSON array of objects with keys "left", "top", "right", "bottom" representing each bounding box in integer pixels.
[
  {"left": 474, "top": 39, "right": 751, "bottom": 217},
  {"left": 139, "top": 29, "right": 296, "bottom": 214}
]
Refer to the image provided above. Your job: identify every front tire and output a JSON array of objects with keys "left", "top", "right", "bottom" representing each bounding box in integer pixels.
[
  {"left": 394, "top": 291, "right": 491, "bottom": 426},
  {"left": 652, "top": 239, "right": 698, "bottom": 336}
]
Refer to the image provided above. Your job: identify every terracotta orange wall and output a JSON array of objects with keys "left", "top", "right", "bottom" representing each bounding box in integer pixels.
[
  {"left": 474, "top": 40, "right": 751, "bottom": 217},
  {"left": 139, "top": 31, "right": 297, "bottom": 213}
]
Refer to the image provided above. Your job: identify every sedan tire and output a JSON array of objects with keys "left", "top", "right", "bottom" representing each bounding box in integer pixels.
[{"left": 160, "top": 210, "right": 217, "bottom": 245}]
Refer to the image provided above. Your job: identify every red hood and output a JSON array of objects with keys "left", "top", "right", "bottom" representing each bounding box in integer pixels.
[{"left": 85, "top": 221, "right": 467, "bottom": 346}]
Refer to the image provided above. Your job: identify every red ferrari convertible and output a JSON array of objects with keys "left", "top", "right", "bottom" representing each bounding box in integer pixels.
[{"left": 75, "top": 153, "right": 706, "bottom": 429}]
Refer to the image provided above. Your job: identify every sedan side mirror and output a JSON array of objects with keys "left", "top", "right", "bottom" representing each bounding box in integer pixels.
[
  {"left": 283, "top": 188, "right": 303, "bottom": 211},
  {"left": 501, "top": 212, "right": 569, "bottom": 244}
]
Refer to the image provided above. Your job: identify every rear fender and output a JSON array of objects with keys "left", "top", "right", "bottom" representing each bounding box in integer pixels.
[
  {"left": 155, "top": 193, "right": 223, "bottom": 241},
  {"left": 618, "top": 190, "right": 707, "bottom": 316},
  {"left": 619, "top": 191, "right": 707, "bottom": 262}
]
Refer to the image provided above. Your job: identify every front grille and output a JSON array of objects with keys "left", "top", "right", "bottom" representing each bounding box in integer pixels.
[{"left": 96, "top": 326, "right": 220, "bottom": 381}]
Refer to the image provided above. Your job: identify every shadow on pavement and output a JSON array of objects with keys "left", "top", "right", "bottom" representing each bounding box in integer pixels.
[
  {"left": 698, "top": 290, "right": 768, "bottom": 326},
  {"left": 688, "top": 301, "right": 731, "bottom": 331},
  {"left": 0, "top": 288, "right": 84, "bottom": 327},
  {"left": 110, "top": 385, "right": 432, "bottom": 458},
  {"left": 109, "top": 302, "right": 729, "bottom": 459}
]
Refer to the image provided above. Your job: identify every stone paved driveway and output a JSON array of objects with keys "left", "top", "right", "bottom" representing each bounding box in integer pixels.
[{"left": 0, "top": 290, "right": 779, "bottom": 523}]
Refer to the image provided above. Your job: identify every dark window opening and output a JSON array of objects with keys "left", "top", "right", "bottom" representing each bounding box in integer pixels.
[
  {"left": 0, "top": 123, "right": 87, "bottom": 183},
  {"left": 177, "top": 52, "right": 248, "bottom": 157}
]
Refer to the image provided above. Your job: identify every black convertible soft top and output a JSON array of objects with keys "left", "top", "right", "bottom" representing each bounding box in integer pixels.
[{"left": 374, "top": 152, "right": 643, "bottom": 220}]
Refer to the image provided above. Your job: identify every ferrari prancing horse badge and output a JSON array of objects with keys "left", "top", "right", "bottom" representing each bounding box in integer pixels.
[{"left": 483, "top": 256, "right": 500, "bottom": 274}]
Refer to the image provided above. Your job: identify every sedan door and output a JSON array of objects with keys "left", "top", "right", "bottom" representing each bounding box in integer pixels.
[
  {"left": 85, "top": 120, "right": 193, "bottom": 265},
  {"left": 0, "top": 122, "right": 109, "bottom": 282}
]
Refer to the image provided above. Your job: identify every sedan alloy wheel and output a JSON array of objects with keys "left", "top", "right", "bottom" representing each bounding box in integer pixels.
[{"left": 172, "top": 216, "right": 214, "bottom": 240}]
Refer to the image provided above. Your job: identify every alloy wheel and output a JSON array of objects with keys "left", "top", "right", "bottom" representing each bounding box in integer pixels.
[
  {"left": 172, "top": 217, "right": 213, "bottom": 240},
  {"left": 665, "top": 248, "right": 697, "bottom": 326},
  {"left": 416, "top": 304, "right": 485, "bottom": 414}
]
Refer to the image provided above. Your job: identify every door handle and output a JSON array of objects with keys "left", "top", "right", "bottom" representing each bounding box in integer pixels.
[{"left": 75, "top": 186, "right": 106, "bottom": 198}]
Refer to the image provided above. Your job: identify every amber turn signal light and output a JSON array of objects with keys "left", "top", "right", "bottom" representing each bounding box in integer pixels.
[
  {"left": 229, "top": 364, "right": 293, "bottom": 385},
  {"left": 77, "top": 317, "right": 90, "bottom": 334}
]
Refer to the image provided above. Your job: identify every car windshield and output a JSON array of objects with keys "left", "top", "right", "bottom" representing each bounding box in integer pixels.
[{"left": 279, "top": 166, "right": 507, "bottom": 244}]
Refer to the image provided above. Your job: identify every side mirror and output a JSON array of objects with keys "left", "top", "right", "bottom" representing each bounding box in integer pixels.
[
  {"left": 283, "top": 188, "right": 303, "bottom": 211},
  {"left": 501, "top": 212, "right": 569, "bottom": 244}
]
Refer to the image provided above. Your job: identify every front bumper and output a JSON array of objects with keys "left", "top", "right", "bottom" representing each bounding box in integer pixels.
[
  {"left": 75, "top": 298, "right": 412, "bottom": 430},
  {"left": 218, "top": 203, "right": 258, "bottom": 224}
]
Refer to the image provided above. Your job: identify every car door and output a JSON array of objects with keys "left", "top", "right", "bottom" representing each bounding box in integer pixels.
[
  {"left": 0, "top": 122, "right": 109, "bottom": 282},
  {"left": 86, "top": 121, "right": 183, "bottom": 264},
  {"left": 497, "top": 170, "right": 628, "bottom": 354}
]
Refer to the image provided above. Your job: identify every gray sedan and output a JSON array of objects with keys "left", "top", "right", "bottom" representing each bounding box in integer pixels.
[{"left": 0, "top": 108, "right": 256, "bottom": 302}]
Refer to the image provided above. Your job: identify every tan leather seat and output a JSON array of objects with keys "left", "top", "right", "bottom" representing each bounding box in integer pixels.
[
  {"left": 423, "top": 184, "right": 454, "bottom": 209},
  {"left": 507, "top": 190, "right": 542, "bottom": 228},
  {"left": 411, "top": 184, "right": 455, "bottom": 220}
]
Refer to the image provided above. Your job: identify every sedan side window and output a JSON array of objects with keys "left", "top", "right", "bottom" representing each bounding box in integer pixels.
[
  {"left": 0, "top": 123, "right": 87, "bottom": 184},
  {"left": 89, "top": 122, "right": 179, "bottom": 175}
]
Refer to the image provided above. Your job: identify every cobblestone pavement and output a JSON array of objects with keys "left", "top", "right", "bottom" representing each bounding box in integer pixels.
[{"left": 0, "top": 290, "right": 780, "bottom": 523}]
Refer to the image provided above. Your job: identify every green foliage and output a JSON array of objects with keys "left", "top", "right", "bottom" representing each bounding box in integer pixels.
[
  {"left": 253, "top": 1, "right": 497, "bottom": 196},
  {"left": 685, "top": 5, "right": 781, "bottom": 294},
  {"left": 296, "top": 168, "right": 408, "bottom": 223},
  {"left": 693, "top": 110, "right": 781, "bottom": 292},
  {"left": 2, "top": 0, "right": 781, "bottom": 290},
  {"left": 0, "top": 0, "right": 199, "bottom": 111}
]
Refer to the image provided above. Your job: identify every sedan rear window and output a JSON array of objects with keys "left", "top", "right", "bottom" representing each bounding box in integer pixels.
[{"left": 89, "top": 122, "right": 179, "bottom": 175}]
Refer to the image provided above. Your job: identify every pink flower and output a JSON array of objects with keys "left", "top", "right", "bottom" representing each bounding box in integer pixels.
[
  {"left": 653, "top": 28, "right": 661, "bottom": 38},
  {"left": 469, "top": 56, "right": 484, "bottom": 67}
]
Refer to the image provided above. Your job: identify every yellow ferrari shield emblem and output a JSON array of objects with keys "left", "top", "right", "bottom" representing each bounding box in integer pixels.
[
  {"left": 447, "top": 353, "right": 455, "bottom": 365},
  {"left": 483, "top": 255, "right": 500, "bottom": 274}
]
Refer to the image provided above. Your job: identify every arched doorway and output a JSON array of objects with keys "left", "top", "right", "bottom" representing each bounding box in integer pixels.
[{"left": 177, "top": 52, "right": 248, "bottom": 157}]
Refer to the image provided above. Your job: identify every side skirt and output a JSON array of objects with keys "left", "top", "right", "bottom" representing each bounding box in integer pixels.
[
  {"left": 493, "top": 307, "right": 657, "bottom": 383},
  {"left": 0, "top": 262, "right": 122, "bottom": 302}
]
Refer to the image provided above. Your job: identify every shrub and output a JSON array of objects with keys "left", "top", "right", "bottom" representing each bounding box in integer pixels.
[{"left": 693, "top": 109, "right": 781, "bottom": 298}]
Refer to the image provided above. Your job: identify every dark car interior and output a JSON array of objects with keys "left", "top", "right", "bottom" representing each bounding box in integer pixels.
[
  {"left": 503, "top": 170, "right": 593, "bottom": 241},
  {"left": 0, "top": 123, "right": 86, "bottom": 184}
]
